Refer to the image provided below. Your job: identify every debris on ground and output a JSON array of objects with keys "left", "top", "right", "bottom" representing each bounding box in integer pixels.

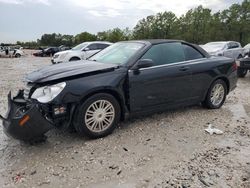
[{"left": 205, "top": 124, "right": 223, "bottom": 135}]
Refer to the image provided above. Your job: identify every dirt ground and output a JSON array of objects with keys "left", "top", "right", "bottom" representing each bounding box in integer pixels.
[{"left": 0, "top": 54, "right": 250, "bottom": 188}]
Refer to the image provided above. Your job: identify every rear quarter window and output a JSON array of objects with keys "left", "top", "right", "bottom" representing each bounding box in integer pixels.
[
  {"left": 97, "top": 44, "right": 110, "bottom": 49},
  {"left": 88, "top": 44, "right": 98, "bottom": 50},
  {"left": 183, "top": 44, "right": 204, "bottom": 61}
]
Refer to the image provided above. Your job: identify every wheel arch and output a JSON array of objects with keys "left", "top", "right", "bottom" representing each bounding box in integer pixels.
[
  {"left": 69, "top": 56, "right": 81, "bottom": 61},
  {"left": 238, "top": 53, "right": 243, "bottom": 59},
  {"left": 212, "top": 76, "right": 230, "bottom": 94},
  {"left": 79, "top": 88, "right": 127, "bottom": 121},
  {"left": 203, "top": 76, "right": 230, "bottom": 101}
]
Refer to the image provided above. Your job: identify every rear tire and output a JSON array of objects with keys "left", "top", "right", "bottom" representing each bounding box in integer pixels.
[
  {"left": 73, "top": 93, "right": 121, "bottom": 139},
  {"left": 237, "top": 68, "right": 248, "bottom": 78},
  {"left": 203, "top": 79, "right": 227, "bottom": 109},
  {"left": 15, "top": 53, "right": 21, "bottom": 58}
]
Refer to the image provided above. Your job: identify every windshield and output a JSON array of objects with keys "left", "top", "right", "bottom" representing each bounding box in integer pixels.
[
  {"left": 203, "top": 42, "right": 227, "bottom": 52},
  {"left": 72, "top": 43, "right": 89, "bottom": 51},
  {"left": 89, "top": 42, "right": 145, "bottom": 65}
]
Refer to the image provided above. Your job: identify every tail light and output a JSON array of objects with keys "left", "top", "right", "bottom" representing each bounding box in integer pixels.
[{"left": 232, "top": 62, "right": 238, "bottom": 71}]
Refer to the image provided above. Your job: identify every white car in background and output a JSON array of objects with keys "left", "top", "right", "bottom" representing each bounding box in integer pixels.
[
  {"left": 201, "top": 41, "right": 244, "bottom": 59},
  {"left": 0, "top": 46, "right": 24, "bottom": 58},
  {"left": 51, "top": 41, "right": 112, "bottom": 64}
]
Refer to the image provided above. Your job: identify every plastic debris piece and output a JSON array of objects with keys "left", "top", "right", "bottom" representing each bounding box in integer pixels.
[{"left": 205, "top": 124, "right": 223, "bottom": 135}]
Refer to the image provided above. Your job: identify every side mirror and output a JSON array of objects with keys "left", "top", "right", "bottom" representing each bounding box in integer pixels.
[
  {"left": 83, "top": 47, "right": 90, "bottom": 51},
  {"left": 135, "top": 59, "right": 154, "bottom": 69}
]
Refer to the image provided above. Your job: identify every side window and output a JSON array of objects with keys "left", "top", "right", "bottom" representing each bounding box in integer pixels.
[
  {"left": 141, "top": 43, "right": 185, "bottom": 66},
  {"left": 87, "top": 44, "right": 98, "bottom": 50},
  {"left": 229, "top": 42, "right": 239, "bottom": 49},
  {"left": 97, "top": 43, "right": 109, "bottom": 50},
  {"left": 183, "top": 44, "right": 204, "bottom": 61},
  {"left": 233, "top": 42, "right": 239, "bottom": 48}
]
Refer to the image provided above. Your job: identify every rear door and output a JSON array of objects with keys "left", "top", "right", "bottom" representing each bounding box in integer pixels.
[
  {"left": 224, "top": 42, "right": 241, "bottom": 59},
  {"left": 233, "top": 42, "right": 243, "bottom": 58},
  {"left": 223, "top": 43, "right": 234, "bottom": 58},
  {"left": 128, "top": 42, "right": 193, "bottom": 112}
]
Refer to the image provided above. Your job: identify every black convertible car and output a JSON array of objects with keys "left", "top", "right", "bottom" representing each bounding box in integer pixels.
[{"left": 0, "top": 40, "right": 237, "bottom": 142}]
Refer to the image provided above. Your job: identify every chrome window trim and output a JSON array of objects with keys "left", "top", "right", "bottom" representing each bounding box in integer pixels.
[{"left": 128, "top": 57, "right": 207, "bottom": 72}]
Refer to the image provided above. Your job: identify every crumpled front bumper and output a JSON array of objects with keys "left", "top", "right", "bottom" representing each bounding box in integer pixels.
[{"left": 0, "top": 91, "right": 53, "bottom": 141}]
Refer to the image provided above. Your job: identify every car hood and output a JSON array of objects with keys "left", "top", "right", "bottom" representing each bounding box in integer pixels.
[
  {"left": 54, "top": 50, "right": 72, "bottom": 56},
  {"left": 26, "top": 60, "right": 119, "bottom": 83}
]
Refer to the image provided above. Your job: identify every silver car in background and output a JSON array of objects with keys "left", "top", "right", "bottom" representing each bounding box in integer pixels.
[
  {"left": 243, "top": 43, "right": 250, "bottom": 56},
  {"left": 202, "top": 41, "right": 244, "bottom": 59}
]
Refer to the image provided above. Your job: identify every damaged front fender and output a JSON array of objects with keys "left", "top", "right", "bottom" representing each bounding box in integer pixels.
[{"left": 0, "top": 91, "right": 53, "bottom": 141}]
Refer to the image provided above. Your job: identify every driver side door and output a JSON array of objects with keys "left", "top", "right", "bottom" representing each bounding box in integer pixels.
[{"left": 128, "top": 42, "right": 193, "bottom": 112}]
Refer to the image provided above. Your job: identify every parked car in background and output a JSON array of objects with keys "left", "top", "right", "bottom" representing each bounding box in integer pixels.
[
  {"left": 0, "top": 40, "right": 237, "bottom": 142},
  {"left": 59, "top": 45, "right": 71, "bottom": 51},
  {"left": 202, "top": 41, "right": 244, "bottom": 59},
  {"left": 237, "top": 51, "right": 250, "bottom": 77},
  {"left": 33, "top": 47, "right": 60, "bottom": 57},
  {"left": 243, "top": 43, "right": 250, "bottom": 56},
  {"left": 51, "top": 41, "right": 112, "bottom": 64},
  {"left": 0, "top": 46, "right": 24, "bottom": 58}
]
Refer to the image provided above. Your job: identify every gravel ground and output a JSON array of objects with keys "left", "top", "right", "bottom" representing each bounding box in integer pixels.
[{"left": 0, "top": 55, "right": 250, "bottom": 188}]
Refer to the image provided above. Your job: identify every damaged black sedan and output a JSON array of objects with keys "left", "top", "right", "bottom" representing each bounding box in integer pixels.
[{"left": 0, "top": 40, "right": 237, "bottom": 142}]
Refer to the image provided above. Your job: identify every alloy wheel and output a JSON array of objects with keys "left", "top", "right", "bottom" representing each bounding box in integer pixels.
[
  {"left": 210, "top": 83, "right": 225, "bottom": 106},
  {"left": 84, "top": 100, "right": 115, "bottom": 133}
]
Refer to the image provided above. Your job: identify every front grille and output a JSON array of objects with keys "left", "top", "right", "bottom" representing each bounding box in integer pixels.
[{"left": 23, "top": 84, "right": 33, "bottom": 99}]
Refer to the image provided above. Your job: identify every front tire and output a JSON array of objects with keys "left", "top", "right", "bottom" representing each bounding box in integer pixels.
[
  {"left": 203, "top": 79, "right": 227, "bottom": 109},
  {"left": 73, "top": 93, "right": 121, "bottom": 139},
  {"left": 15, "top": 53, "right": 21, "bottom": 58}
]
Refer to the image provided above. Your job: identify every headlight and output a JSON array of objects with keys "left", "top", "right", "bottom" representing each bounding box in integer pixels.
[
  {"left": 31, "top": 82, "right": 66, "bottom": 103},
  {"left": 59, "top": 52, "right": 69, "bottom": 59},
  {"left": 53, "top": 54, "right": 59, "bottom": 59}
]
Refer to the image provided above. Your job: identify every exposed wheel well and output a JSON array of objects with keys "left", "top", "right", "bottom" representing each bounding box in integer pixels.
[
  {"left": 238, "top": 54, "right": 243, "bottom": 59},
  {"left": 80, "top": 89, "right": 125, "bottom": 120},
  {"left": 69, "top": 56, "right": 81, "bottom": 61}
]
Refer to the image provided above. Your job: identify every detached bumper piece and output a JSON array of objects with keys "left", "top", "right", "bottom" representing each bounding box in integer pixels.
[{"left": 0, "top": 91, "right": 53, "bottom": 142}]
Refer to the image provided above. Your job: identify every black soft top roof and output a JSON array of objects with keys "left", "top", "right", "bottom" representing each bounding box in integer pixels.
[
  {"left": 122, "top": 39, "right": 183, "bottom": 45},
  {"left": 141, "top": 39, "right": 184, "bottom": 44},
  {"left": 120, "top": 39, "right": 210, "bottom": 58}
]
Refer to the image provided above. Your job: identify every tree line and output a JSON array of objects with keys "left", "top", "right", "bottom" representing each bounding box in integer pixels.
[{"left": 12, "top": 0, "right": 250, "bottom": 48}]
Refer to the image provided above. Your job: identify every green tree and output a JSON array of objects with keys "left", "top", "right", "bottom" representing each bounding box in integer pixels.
[
  {"left": 74, "top": 32, "right": 97, "bottom": 44},
  {"left": 97, "top": 28, "right": 131, "bottom": 42}
]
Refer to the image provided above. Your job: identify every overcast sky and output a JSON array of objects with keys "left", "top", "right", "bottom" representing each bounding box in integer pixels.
[{"left": 0, "top": 0, "right": 243, "bottom": 43}]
